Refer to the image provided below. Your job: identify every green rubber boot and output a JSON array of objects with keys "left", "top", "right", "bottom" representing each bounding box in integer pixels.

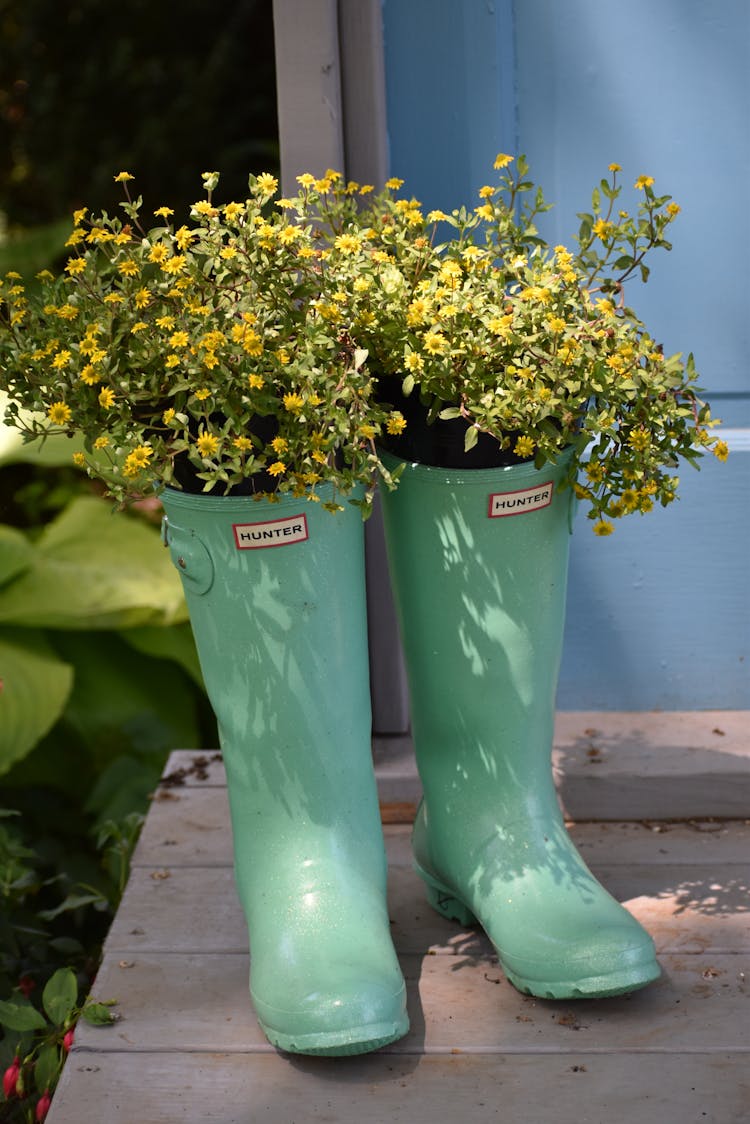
[
  {"left": 160, "top": 485, "right": 408, "bottom": 1054},
  {"left": 379, "top": 452, "right": 660, "bottom": 999}
]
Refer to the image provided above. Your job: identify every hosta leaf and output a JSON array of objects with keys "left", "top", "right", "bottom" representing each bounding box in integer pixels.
[
  {"left": 0, "top": 630, "right": 74, "bottom": 776},
  {"left": 0, "top": 525, "right": 34, "bottom": 587},
  {"left": 0, "top": 497, "right": 187, "bottom": 629}
]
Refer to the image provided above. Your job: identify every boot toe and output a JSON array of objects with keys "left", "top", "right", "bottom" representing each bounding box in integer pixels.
[{"left": 252, "top": 964, "right": 409, "bottom": 1055}]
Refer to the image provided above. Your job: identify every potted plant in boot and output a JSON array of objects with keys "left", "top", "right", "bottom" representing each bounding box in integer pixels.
[
  {"left": 0, "top": 169, "right": 410, "bottom": 1055},
  {"left": 344, "top": 157, "right": 725, "bottom": 999}
]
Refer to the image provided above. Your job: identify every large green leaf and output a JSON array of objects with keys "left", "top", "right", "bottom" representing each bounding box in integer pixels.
[
  {"left": 0, "top": 630, "right": 74, "bottom": 776},
  {"left": 0, "top": 524, "right": 34, "bottom": 587},
  {"left": 0, "top": 496, "right": 188, "bottom": 629},
  {"left": 119, "top": 622, "right": 205, "bottom": 689}
]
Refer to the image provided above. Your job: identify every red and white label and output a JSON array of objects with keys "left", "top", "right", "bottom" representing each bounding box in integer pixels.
[
  {"left": 233, "top": 514, "right": 309, "bottom": 549},
  {"left": 488, "top": 482, "right": 553, "bottom": 518}
]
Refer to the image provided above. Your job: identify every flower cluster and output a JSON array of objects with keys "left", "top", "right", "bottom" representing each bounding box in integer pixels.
[
  {"left": 0, "top": 160, "right": 724, "bottom": 527},
  {"left": 336, "top": 156, "right": 724, "bottom": 530},
  {"left": 0, "top": 170, "right": 406, "bottom": 511}
]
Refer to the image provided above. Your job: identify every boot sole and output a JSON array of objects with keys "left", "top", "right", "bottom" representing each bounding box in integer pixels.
[
  {"left": 260, "top": 1017, "right": 409, "bottom": 1057},
  {"left": 418, "top": 865, "right": 661, "bottom": 1000}
]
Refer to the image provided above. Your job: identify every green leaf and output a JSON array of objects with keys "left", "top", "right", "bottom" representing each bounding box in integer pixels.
[
  {"left": 34, "top": 1043, "right": 62, "bottom": 1095},
  {"left": 0, "top": 497, "right": 188, "bottom": 629},
  {"left": 464, "top": 426, "right": 479, "bottom": 452},
  {"left": 81, "top": 1001, "right": 115, "bottom": 1026},
  {"left": 38, "top": 893, "right": 105, "bottom": 922},
  {"left": 119, "top": 623, "right": 205, "bottom": 689},
  {"left": 0, "top": 525, "right": 34, "bottom": 587},
  {"left": 401, "top": 373, "right": 415, "bottom": 396},
  {"left": 0, "top": 630, "right": 74, "bottom": 777},
  {"left": 438, "top": 407, "right": 462, "bottom": 421},
  {"left": 42, "top": 968, "right": 79, "bottom": 1025},
  {"left": 0, "top": 998, "right": 48, "bottom": 1032}
]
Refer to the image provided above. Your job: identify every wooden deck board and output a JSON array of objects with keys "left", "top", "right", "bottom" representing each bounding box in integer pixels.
[
  {"left": 48, "top": 1052, "right": 750, "bottom": 1123},
  {"left": 47, "top": 719, "right": 750, "bottom": 1124}
]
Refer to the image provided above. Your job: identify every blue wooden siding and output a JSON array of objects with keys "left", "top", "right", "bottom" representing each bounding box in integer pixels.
[{"left": 381, "top": 0, "right": 749, "bottom": 709}]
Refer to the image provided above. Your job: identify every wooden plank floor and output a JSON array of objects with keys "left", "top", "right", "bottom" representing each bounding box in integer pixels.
[{"left": 48, "top": 717, "right": 750, "bottom": 1124}]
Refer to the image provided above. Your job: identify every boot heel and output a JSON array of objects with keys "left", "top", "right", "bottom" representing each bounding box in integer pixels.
[{"left": 419, "top": 872, "right": 478, "bottom": 926}]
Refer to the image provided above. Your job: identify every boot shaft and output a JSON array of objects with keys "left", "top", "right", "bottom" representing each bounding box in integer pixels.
[{"left": 380, "top": 452, "right": 575, "bottom": 802}]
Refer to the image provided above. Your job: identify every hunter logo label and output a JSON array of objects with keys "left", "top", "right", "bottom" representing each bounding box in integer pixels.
[
  {"left": 233, "top": 515, "right": 309, "bottom": 549},
  {"left": 488, "top": 482, "right": 554, "bottom": 518}
]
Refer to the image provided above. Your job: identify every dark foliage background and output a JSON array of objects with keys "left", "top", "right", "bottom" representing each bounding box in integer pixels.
[{"left": 0, "top": 0, "right": 279, "bottom": 228}]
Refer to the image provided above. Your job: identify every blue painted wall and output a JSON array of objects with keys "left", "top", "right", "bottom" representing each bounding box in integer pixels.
[{"left": 381, "top": 0, "right": 749, "bottom": 709}]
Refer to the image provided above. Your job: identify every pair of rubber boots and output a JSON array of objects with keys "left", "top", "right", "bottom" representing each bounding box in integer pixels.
[{"left": 161, "top": 452, "right": 660, "bottom": 1057}]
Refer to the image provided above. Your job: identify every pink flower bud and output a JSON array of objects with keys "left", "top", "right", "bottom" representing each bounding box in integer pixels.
[
  {"left": 2, "top": 1058, "right": 20, "bottom": 1099},
  {"left": 62, "top": 1027, "right": 75, "bottom": 1053},
  {"left": 36, "top": 1089, "right": 52, "bottom": 1121}
]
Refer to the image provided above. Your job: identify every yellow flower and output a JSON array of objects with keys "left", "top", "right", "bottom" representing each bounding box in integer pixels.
[
  {"left": 72, "top": 452, "right": 86, "bottom": 467},
  {"left": 135, "top": 288, "right": 150, "bottom": 309},
  {"left": 148, "top": 244, "right": 169, "bottom": 263},
  {"left": 195, "top": 431, "right": 219, "bottom": 458},
  {"left": 98, "top": 388, "right": 115, "bottom": 408},
  {"left": 51, "top": 350, "right": 72, "bottom": 369},
  {"left": 161, "top": 255, "right": 186, "bottom": 274},
  {"left": 72, "top": 207, "right": 88, "bottom": 224},
  {"left": 131, "top": 321, "right": 148, "bottom": 334},
  {"left": 154, "top": 206, "right": 174, "bottom": 218},
  {"left": 123, "top": 444, "right": 153, "bottom": 476},
  {"left": 423, "top": 332, "right": 449, "bottom": 355},
  {"left": 628, "top": 427, "right": 651, "bottom": 453},
  {"left": 283, "top": 392, "right": 304, "bottom": 413},
  {"left": 94, "top": 435, "right": 110, "bottom": 449},
  {"left": 48, "top": 402, "right": 72, "bottom": 425},
  {"left": 493, "top": 153, "right": 513, "bottom": 169},
  {"left": 255, "top": 173, "right": 278, "bottom": 194},
  {"left": 118, "top": 259, "right": 139, "bottom": 277},
  {"left": 65, "top": 257, "right": 87, "bottom": 275},
  {"left": 359, "top": 424, "right": 377, "bottom": 440},
  {"left": 475, "top": 203, "right": 494, "bottom": 221},
  {"left": 427, "top": 209, "right": 449, "bottom": 222},
  {"left": 165, "top": 355, "right": 180, "bottom": 369},
  {"left": 666, "top": 202, "right": 681, "bottom": 218},
  {"left": 593, "top": 219, "right": 613, "bottom": 240},
  {"left": 334, "top": 232, "right": 360, "bottom": 254},
  {"left": 385, "top": 177, "right": 404, "bottom": 190},
  {"left": 404, "top": 352, "right": 424, "bottom": 372},
  {"left": 233, "top": 436, "right": 253, "bottom": 452},
  {"left": 203, "top": 352, "right": 219, "bottom": 370},
  {"left": 163, "top": 408, "right": 176, "bottom": 424},
  {"left": 192, "top": 200, "right": 218, "bottom": 217},
  {"left": 114, "top": 171, "right": 134, "bottom": 183},
  {"left": 175, "top": 226, "right": 197, "bottom": 251},
  {"left": 514, "top": 436, "right": 535, "bottom": 458},
  {"left": 79, "top": 364, "right": 101, "bottom": 385},
  {"left": 634, "top": 175, "right": 655, "bottom": 190},
  {"left": 194, "top": 388, "right": 211, "bottom": 401},
  {"left": 103, "top": 294, "right": 124, "bottom": 305},
  {"left": 268, "top": 460, "right": 287, "bottom": 476},
  {"left": 593, "top": 519, "right": 615, "bottom": 536},
  {"left": 386, "top": 413, "right": 407, "bottom": 436},
  {"left": 608, "top": 162, "right": 622, "bottom": 173},
  {"left": 271, "top": 436, "right": 289, "bottom": 454},
  {"left": 156, "top": 315, "right": 176, "bottom": 330},
  {"left": 170, "top": 331, "right": 189, "bottom": 349},
  {"left": 713, "top": 440, "right": 729, "bottom": 462},
  {"left": 248, "top": 373, "right": 264, "bottom": 389}
]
